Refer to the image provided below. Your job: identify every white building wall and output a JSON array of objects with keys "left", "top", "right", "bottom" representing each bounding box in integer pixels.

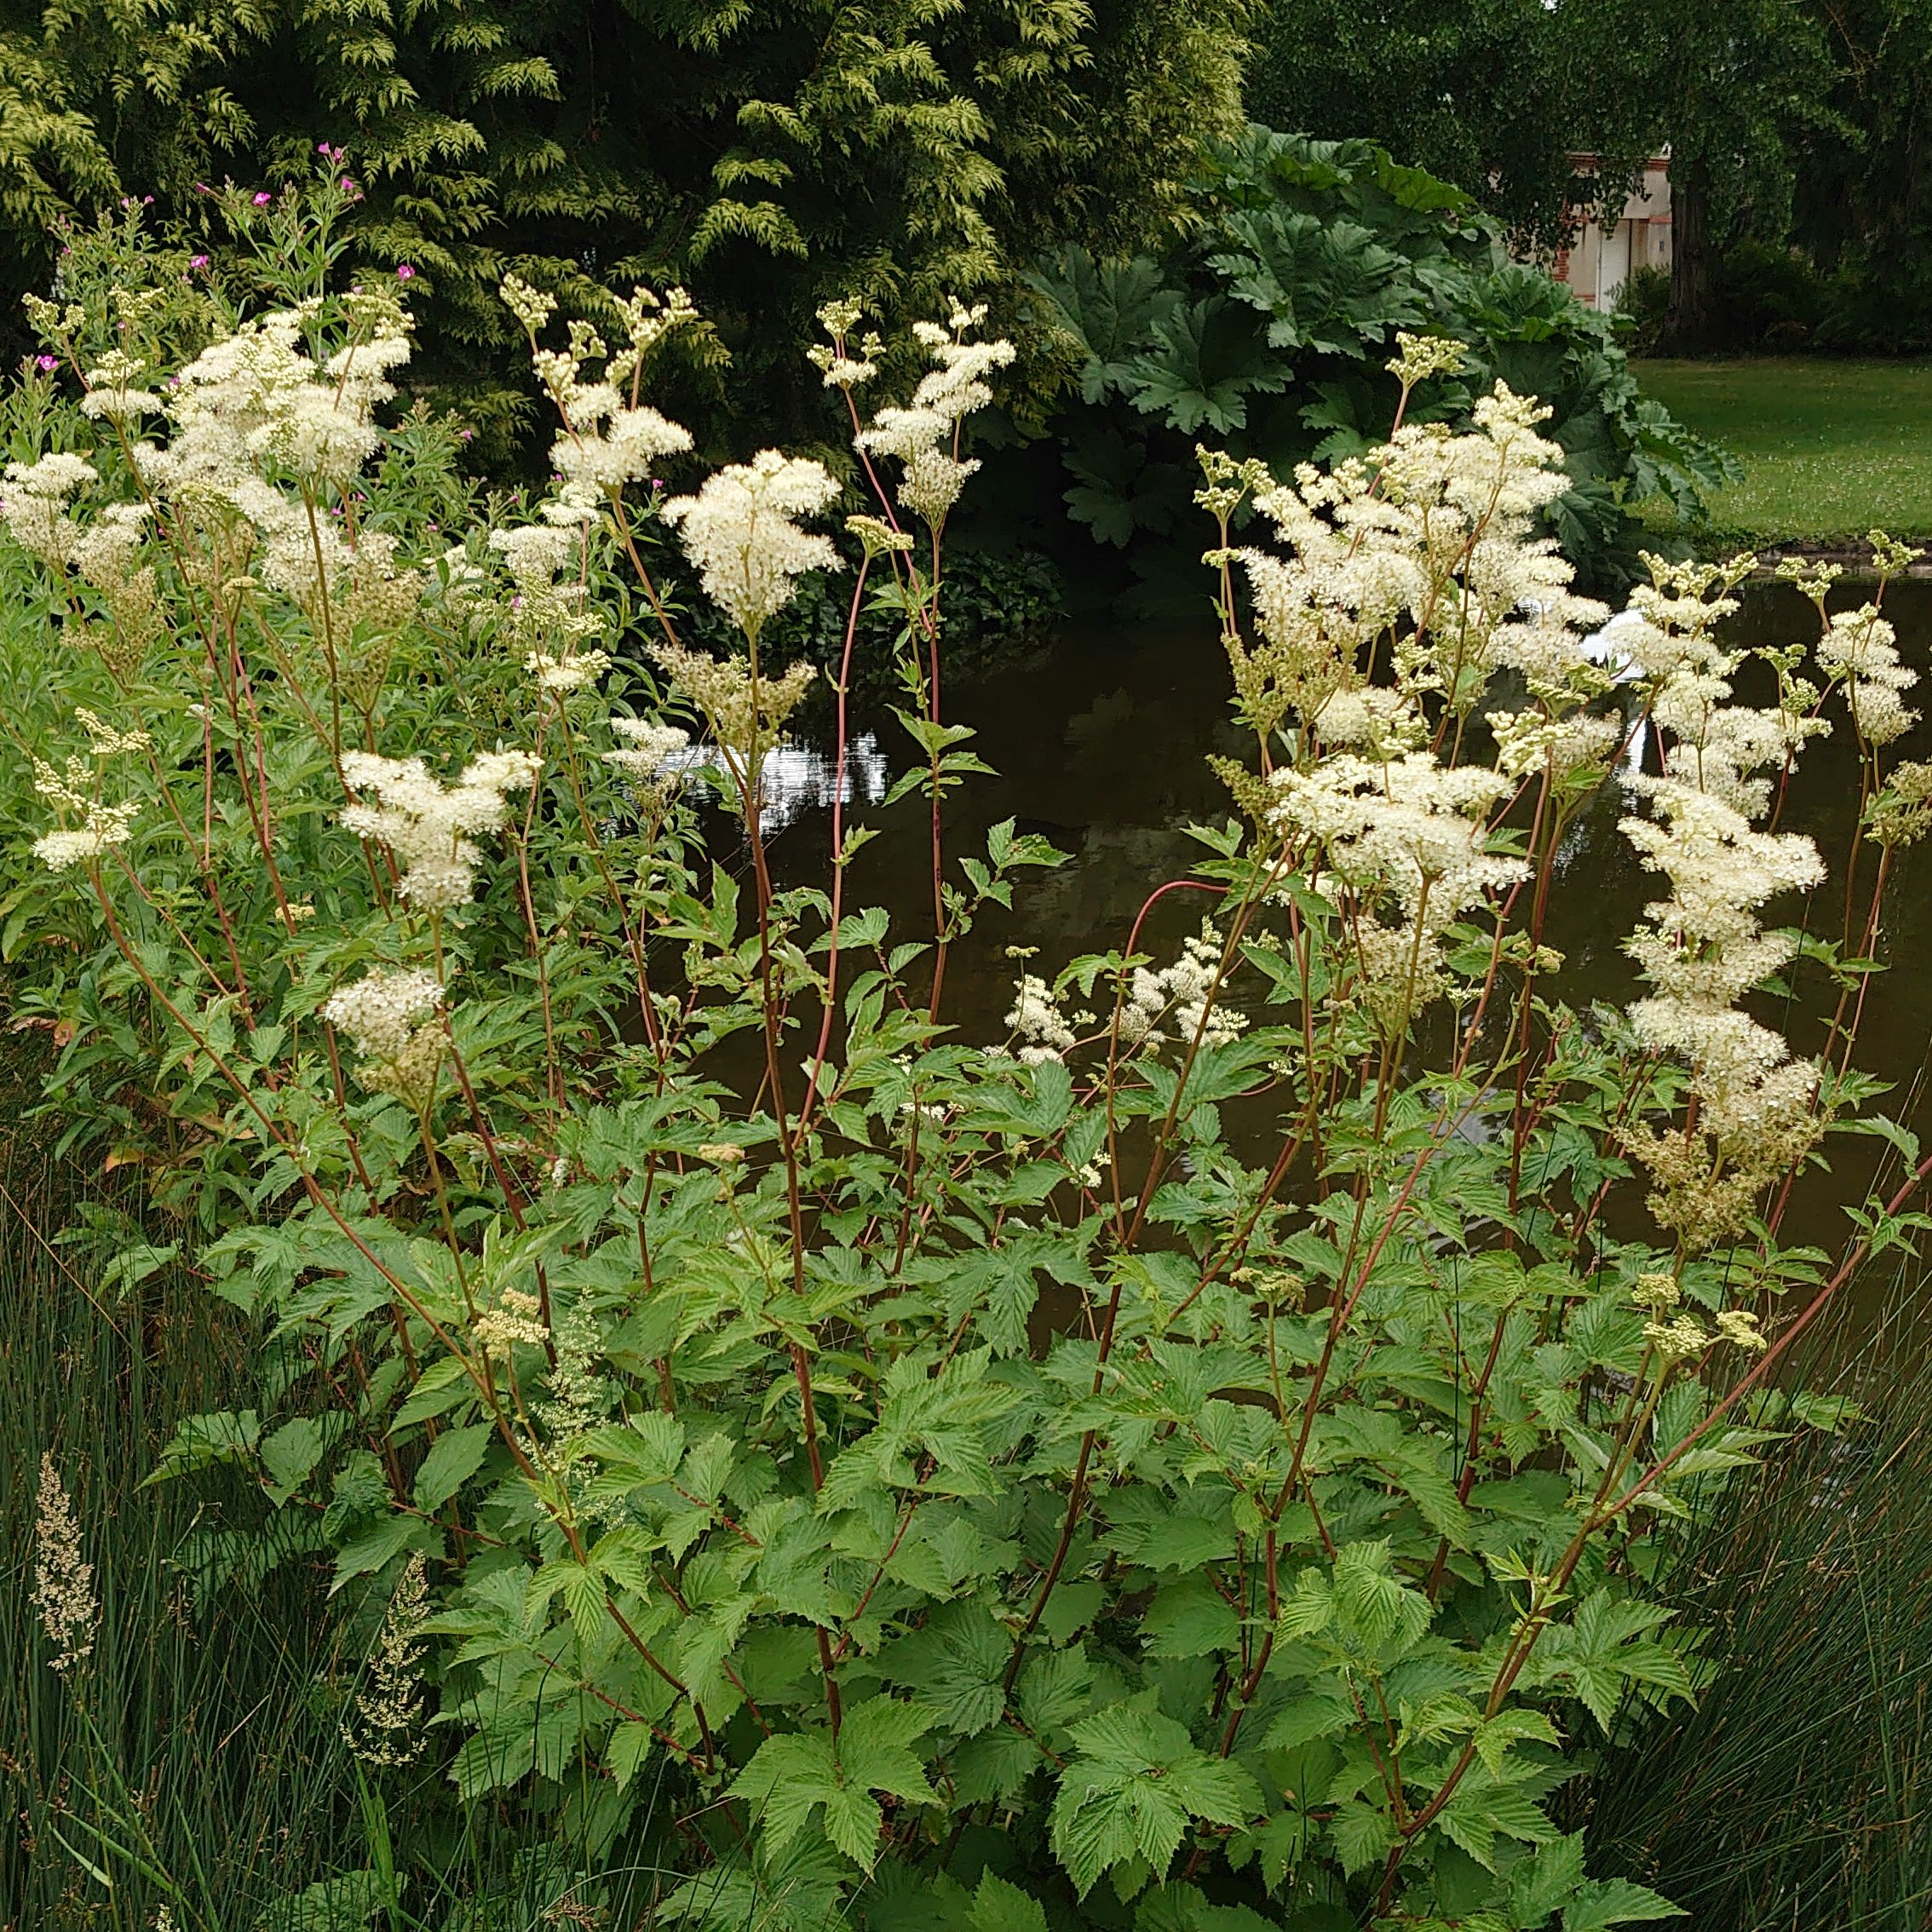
[{"left": 1550, "top": 158, "right": 1671, "bottom": 310}]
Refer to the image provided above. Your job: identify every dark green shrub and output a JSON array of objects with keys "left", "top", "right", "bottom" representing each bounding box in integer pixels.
[
  {"left": 1819, "top": 245, "right": 1932, "bottom": 355},
  {"left": 1710, "top": 239, "right": 1830, "bottom": 352},
  {"left": 1611, "top": 264, "right": 1670, "bottom": 357},
  {"left": 0, "top": 0, "right": 1250, "bottom": 457},
  {"left": 1027, "top": 127, "right": 1737, "bottom": 589}
]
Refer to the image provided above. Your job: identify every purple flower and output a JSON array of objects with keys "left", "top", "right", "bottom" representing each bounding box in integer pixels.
[
  {"left": 252, "top": 192, "right": 273, "bottom": 206},
  {"left": 651, "top": 477, "right": 665, "bottom": 490},
  {"left": 189, "top": 254, "right": 209, "bottom": 269},
  {"left": 396, "top": 263, "right": 416, "bottom": 280},
  {"left": 35, "top": 354, "right": 58, "bottom": 372},
  {"left": 458, "top": 428, "right": 475, "bottom": 443}
]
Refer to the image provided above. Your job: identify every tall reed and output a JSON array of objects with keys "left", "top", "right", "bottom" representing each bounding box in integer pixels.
[
  {"left": 1588, "top": 1268, "right": 1932, "bottom": 1929},
  {"left": 0, "top": 1089, "right": 354, "bottom": 1929}
]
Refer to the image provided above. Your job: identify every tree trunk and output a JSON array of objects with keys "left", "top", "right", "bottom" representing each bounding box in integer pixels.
[{"left": 1665, "top": 152, "right": 1717, "bottom": 350}]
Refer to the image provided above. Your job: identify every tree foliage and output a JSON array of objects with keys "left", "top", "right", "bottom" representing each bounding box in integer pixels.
[
  {"left": 0, "top": 0, "right": 1249, "bottom": 451},
  {"left": 1242, "top": 0, "right": 1584, "bottom": 249},
  {"left": 1557, "top": 0, "right": 1837, "bottom": 350}
]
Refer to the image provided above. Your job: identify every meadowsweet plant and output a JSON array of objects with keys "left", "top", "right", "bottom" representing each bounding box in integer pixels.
[{"left": 4, "top": 190, "right": 1929, "bottom": 1932}]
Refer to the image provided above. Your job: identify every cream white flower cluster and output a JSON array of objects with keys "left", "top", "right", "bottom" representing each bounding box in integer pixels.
[
  {"left": 32, "top": 804, "right": 138, "bottom": 873},
  {"left": 472, "top": 1285, "right": 549, "bottom": 1354},
  {"left": 137, "top": 301, "right": 410, "bottom": 500},
  {"left": 320, "top": 966, "right": 446, "bottom": 1107},
  {"left": 1231, "top": 383, "right": 1609, "bottom": 750},
  {"left": 601, "top": 716, "right": 692, "bottom": 815},
  {"left": 3, "top": 457, "right": 169, "bottom": 673},
  {"left": 69, "top": 503, "right": 162, "bottom": 655},
  {"left": 1819, "top": 602, "right": 1919, "bottom": 745},
  {"left": 1004, "top": 972, "right": 1078, "bottom": 1065},
  {"left": 1120, "top": 925, "right": 1247, "bottom": 1050},
  {"left": 78, "top": 346, "right": 164, "bottom": 422},
  {"left": 660, "top": 451, "right": 842, "bottom": 641},
  {"left": 497, "top": 274, "right": 710, "bottom": 687},
  {"left": 1630, "top": 1273, "right": 1768, "bottom": 1364},
  {"left": 1603, "top": 554, "right": 1867, "bottom": 1249},
  {"left": 41, "top": 295, "right": 426, "bottom": 632},
  {"left": 503, "top": 273, "right": 698, "bottom": 503},
  {"left": 1613, "top": 555, "right": 1829, "bottom": 814},
  {"left": 1271, "top": 751, "right": 1528, "bottom": 1032},
  {"left": 337, "top": 750, "right": 542, "bottom": 909},
  {"left": 2, "top": 451, "right": 99, "bottom": 567},
  {"left": 602, "top": 716, "right": 689, "bottom": 776},
  {"left": 649, "top": 643, "right": 816, "bottom": 787},
  {"left": 1486, "top": 707, "right": 1622, "bottom": 785},
  {"left": 808, "top": 298, "right": 883, "bottom": 391},
  {"left": 1620, "top": 779, "right": 1825, "bottom": 1249},
  {"left": 29, "top": 716, "right": 146, "bottom": 872},
  {"left": 1866, "top": 759, "right": 1932, "bottom": 848},
  {"left": 854, "top": 304, "right": 1016, "bottom": 527},
  {"left": 483, "top": 521, "right": 612, "bottom": 690}
]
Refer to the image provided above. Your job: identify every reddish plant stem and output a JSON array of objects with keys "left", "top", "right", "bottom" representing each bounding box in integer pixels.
[{"left": 799, "top": 558, "right": 872, "bottom": 1135}]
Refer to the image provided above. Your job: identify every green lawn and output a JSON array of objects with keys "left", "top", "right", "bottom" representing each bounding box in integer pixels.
[{"left": 1637, "top": 357, "right": 1932, "bottom": 543}]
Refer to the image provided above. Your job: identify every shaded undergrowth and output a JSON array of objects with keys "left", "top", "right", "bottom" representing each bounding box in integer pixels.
[
  {"left": 1590, "top": 1274, "right": 1932, "bottom": 1929},
  {"left": 0, "top": 1106, "right": 351, "bottom": 1929},
  {"left": 0, "top": 1055, "right": 716, "bottom": 1931}
]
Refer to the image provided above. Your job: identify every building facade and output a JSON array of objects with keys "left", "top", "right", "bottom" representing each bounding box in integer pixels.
[{"left": 1550, "top": 156, "right": 1672, "bottom": 311}]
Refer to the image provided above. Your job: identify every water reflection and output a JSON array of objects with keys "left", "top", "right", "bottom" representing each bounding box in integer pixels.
[
  {"left": 733, "top": 578, "right": 1932, "bottom": 1264},
  {"left": 671, "top": 732, "right": 888, "bottom": 835}
]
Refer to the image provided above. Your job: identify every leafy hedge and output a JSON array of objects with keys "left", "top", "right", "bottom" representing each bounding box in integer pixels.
[
  {"left": 1028, "top": 129, "right": 1736, "bottom": 588},
  {"left": 0, "top": 0, "right": 1249, "bottom": 456}
]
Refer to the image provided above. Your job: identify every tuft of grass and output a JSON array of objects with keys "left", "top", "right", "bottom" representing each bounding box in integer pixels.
[
  {"left": 0, "top": 1105, "right": 720, "bottom": 1931},
  {"left": 1587, "top": 1279, "right": 1932, "bottom": 1929},
  {"left": 0, "top": 1145, "right": 361, "bottom": 1932},
  {"left": 1637, "top": 357, "right": 1932, "bottom": 545}
]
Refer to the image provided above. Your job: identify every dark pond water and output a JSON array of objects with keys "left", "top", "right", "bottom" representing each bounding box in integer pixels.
[{"left": 737, "top": 578, "right": 1932, "bottom": 1274}]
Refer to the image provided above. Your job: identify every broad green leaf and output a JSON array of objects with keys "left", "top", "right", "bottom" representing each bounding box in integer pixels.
[
  {"left": 411, "top": 1421, "right": 495, "bottom": 1512},
  {"left": 1564, "top": 1877, "right": 1687, "bottom": 1930},
  {"left": 260, "top": 1417, "right": 329, "bottom": 1502}
]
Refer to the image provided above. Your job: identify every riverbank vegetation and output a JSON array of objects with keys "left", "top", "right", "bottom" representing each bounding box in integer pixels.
[{"left": 5, "top": 159, "right": 1932, "bottom": 1932}]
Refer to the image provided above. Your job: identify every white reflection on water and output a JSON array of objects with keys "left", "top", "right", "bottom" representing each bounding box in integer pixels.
[
  {"left": 1578, "top": 607, "right": 1648, "bottom": 687},
  {"left": 669, "top": 732, "right": 890, "bottom": 835}
]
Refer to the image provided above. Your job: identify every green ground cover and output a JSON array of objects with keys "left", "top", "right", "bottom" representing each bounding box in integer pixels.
[{"left": 1637, "top": 357, "right": 1932, "bottom": 543}]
